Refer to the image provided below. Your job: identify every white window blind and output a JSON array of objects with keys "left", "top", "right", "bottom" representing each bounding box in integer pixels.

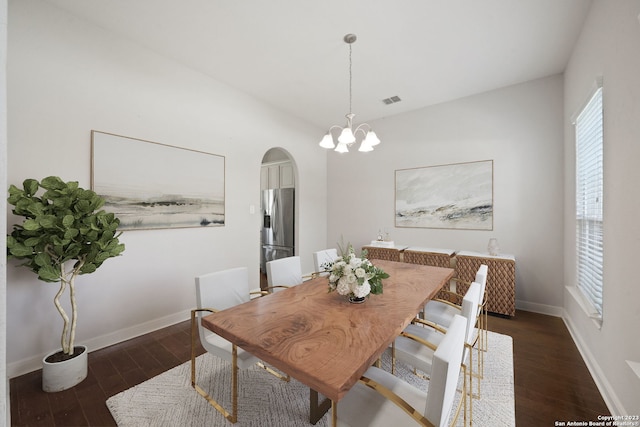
[{"left": 575, "top": 85, "right": 604, "bottom": 317}]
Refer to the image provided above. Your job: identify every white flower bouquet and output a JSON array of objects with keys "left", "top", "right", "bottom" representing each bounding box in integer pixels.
[{"left": 326, "top": 245, "right": 388, "bottom": 299}]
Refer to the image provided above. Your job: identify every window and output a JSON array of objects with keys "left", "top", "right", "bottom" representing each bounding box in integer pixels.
[{"left": 574, "top": 82, "right": 604, "bottom": 318}]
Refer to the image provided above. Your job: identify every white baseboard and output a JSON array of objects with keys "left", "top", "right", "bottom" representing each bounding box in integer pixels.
[
  {"left": 515, "top": 299, "right": 563, "bottom": 317},
  {"left": 7, "top": 310, "right": 189, "bottom": 378},
  {"left": 562, "top": 311, "right": 626, "bottom": 415}
]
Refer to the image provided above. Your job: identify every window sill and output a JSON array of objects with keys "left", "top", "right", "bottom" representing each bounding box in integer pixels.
[{"left": 566, "top": 286, "right": 603, "bottom": 329}]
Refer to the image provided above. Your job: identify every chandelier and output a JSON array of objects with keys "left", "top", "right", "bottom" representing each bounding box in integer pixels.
[{"left": 319, "top": 34, "right": 380, "bottom": 153}]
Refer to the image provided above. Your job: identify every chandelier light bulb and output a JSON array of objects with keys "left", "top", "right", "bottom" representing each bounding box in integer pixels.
[
  {"left": 364, "top": 130, "right": 380, "bottom": 146},
  {"left": 319, "top": 133, "right": 335, "bottom": 149},
  {"left": 358, "top": 141, "right": 373, "bottom": 152},
  {"left": 335, "top": 142, "right": 349, "bottom": 153},
  {"left": 338, "top": 127, "right": 356, "bottom": 145}
]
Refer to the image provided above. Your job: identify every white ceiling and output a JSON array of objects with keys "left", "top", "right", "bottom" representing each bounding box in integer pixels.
[{"left": 43, "top": 0, "right": 592, "bottom": 129}]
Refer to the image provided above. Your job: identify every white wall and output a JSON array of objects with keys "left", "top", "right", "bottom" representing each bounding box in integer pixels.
[
  {"left": 1, "top": 0, "right": 8, "bottom": 422},
  {"left": 5, "top": 0, "right": 327, "bottom": 376},
  {"left": 563, "top": 0, "right": 640, "bottom": 415},
  {"left": 327, "top": 75, "right": 565, "bottom": 314}
]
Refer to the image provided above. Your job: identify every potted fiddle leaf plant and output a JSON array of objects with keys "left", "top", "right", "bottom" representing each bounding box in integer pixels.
[{"left": 6, "top": 176, "right": 125, "bottom": 392}]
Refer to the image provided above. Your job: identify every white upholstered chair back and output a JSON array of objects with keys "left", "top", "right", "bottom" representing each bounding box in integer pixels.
[
  {"left": 312, "top": 248, "right": 338, "bottom": 274},
  {"left": 475, "top": 264, "right": 488, "bottom": 296},
  {"left": 195, "top": 267, "right": 254, "bottom": 363},
  {"left": 266, "top": 256, "right": 303, "bottom": 291},
  {"left": 460, "top": 282, "right": 482, "bottom": 353},
  {"left": 425, "top": 314, "right": 467, "bottom": 427}
]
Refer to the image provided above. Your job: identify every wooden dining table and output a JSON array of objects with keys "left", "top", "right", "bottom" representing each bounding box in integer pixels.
[{"left": 201, "top": 259, "right": 454, "bottom": 425}]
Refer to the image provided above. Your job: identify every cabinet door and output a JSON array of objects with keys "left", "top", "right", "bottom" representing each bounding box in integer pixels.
[
  {"left": 267, "top": 165, "right": 280, "bottom": 189},
  {"left": 260, "top": 167, "right": 269, "bottom": 190},
  {"left": 279, "top": 163, "right": 295, "bottom": 188}
]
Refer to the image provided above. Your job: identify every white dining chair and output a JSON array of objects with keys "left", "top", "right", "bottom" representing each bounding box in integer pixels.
[
  {"left": 312, "top": 248, "right": 338, "bottom": 275},
  {"left": 426, "top": 264, "right": 488, "bottom": 385},
  {"left": 191, "top": 267, "right": 288, "bottom": 423},
  {"left": 336, "top": 314, "right": 468, "bottom": 427},
  {"left": 393, "top": 282, "right": 482, "bottom": 426},
  {"left": 266, "top": 255, "right": 303, "bottom": 292}
]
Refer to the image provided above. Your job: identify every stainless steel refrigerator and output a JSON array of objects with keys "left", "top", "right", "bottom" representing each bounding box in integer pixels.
[{"left": 260, "top": 188, "right": 295, "bottom": 274}]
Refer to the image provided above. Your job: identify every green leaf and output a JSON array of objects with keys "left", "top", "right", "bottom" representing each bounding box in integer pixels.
[
  {"left": 53, "top": 196, "right": 72, "bottom": 210},
  {"left": 23, "top": 219, "right": 41, "bottom": 231},
  {"left": 111, "top": 243, "right": 125, "bottom": 256},
  {"left": 94, "top": 251, "right": 111, "bottom": 264},
  {"left": 51, "top": 235, "right": 70, "bottom": 247},
  {"left": 64, "top": 228, "right": 79, "bottom": 240},
  {"left": 23, "top": 237, "right": 42, "bottom": 247},
  {"left": 8, "top": 243, "right": 33, "bottom": 257},
  {"left": 34, "top": 252, "right": 51, "bottom": 267},
  {"left": 38, "top": 264, "right": 61, "bottom": 282},
  {"left": 26, "top": 202, "right": 46, "bottom": 217},
  {"left": 38, "top": 215, "right": 58, "bottom": 228},
  {"left": 62, "top": 215, "right": 75, "bottom": 228},
  {"left": 23, "top": 179, "right": 39, "bottom": 195},
  {"left": 75, "top": 199, "right": 91, "bottom": 213},
  {"left": 99, "top": 230, "right": 115, "bottom": 243},
  {"left": 7, "top": 185, "right": 24, "bottom": 204},
  {"left": 80, "top": 263, "right": 97, "bottom": 274},
  {"left": 40, "top": 176, "right": 66, "bottom": 190}
]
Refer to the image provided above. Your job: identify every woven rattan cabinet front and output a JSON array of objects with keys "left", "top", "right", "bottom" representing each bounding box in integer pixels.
[
  {"left": 362, "top": 246, "right": 403, "bottom": 262},
  {"left": 455, "top": 251, "right": 516, "bottom": 317},
  {"left": 403, "top": 248, "right": 455, "bottom": 300}
]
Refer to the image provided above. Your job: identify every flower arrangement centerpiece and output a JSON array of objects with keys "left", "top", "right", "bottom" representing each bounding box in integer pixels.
[{"left": 326, "top": 244, "right": 389, "bottom": 303}]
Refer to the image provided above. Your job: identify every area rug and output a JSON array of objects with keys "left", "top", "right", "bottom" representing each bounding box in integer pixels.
[{"left": 106, "top": 331, "right": 514, "bottom": 426}]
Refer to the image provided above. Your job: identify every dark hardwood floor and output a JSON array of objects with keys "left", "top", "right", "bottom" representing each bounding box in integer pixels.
[{"left": 10, "top": 310, "right": 609, "bottom": 426}]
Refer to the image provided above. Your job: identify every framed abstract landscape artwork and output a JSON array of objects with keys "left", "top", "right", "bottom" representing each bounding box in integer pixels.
[
  {"left": 91, "top": 131, "right": 225, "bottom": 230},
  {"left": 395, "top": 160, "right": 493, "bottom": 230}
]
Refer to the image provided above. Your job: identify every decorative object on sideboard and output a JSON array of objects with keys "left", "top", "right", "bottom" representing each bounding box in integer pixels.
[
  {"left": 319, "top": 34, "right": 381, "bottom": 153},
  {"left": 487, "top": 238, "right": 500, "bottom": 256}
]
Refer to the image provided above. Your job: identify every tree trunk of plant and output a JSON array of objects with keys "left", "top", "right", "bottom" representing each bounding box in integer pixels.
[
  {"left": 53, "top": 278, "right": 71, "bottom": 354},
  {"left": 68, "top": 272, "right": 78, "bottom": 356},
  {"left": 54, "top": 261, "right": 82, "bottom": 356}
]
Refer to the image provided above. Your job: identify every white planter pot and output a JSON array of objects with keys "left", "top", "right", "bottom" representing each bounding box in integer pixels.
[{"left": 42, "top": 345, "right": 88, "bottom": 392}]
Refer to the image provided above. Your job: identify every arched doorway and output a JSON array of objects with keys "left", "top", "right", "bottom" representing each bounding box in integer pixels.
[{"left": 259, "top": 148, "right": 297, "bottom": 289}]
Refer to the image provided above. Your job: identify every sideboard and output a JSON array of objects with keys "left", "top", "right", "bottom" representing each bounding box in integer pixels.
[
  {"left": 360, "top": 245, "right": 517, "bottom": 317},
  {"left": 454, "top": 250, "right": 516, "bottom": 317}
]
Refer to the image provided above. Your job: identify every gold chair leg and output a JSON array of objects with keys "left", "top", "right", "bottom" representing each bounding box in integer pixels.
[
  {"left": 190, "top": 309, "right": 238, "bottom": 423},
  {"left": 481, "top": 308, "right": 488, "bottom": 352},
  {"left": 462, "top": 363, "right": 469, "bottom": 427},
  {"left": 469, "top": 345, "right": 482, "bottom": 400},
  {"left": 391, "top": 340, "right": 396, "bottom": 375},
  {"left": 449, "top": 364, "right": 466, "bottom": 427},
  {"left": 331, "top": 400, "right": 338, "bottom": 427},
  {"left": 256, "top": 362, "right": 290, "bottom": 382}
]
